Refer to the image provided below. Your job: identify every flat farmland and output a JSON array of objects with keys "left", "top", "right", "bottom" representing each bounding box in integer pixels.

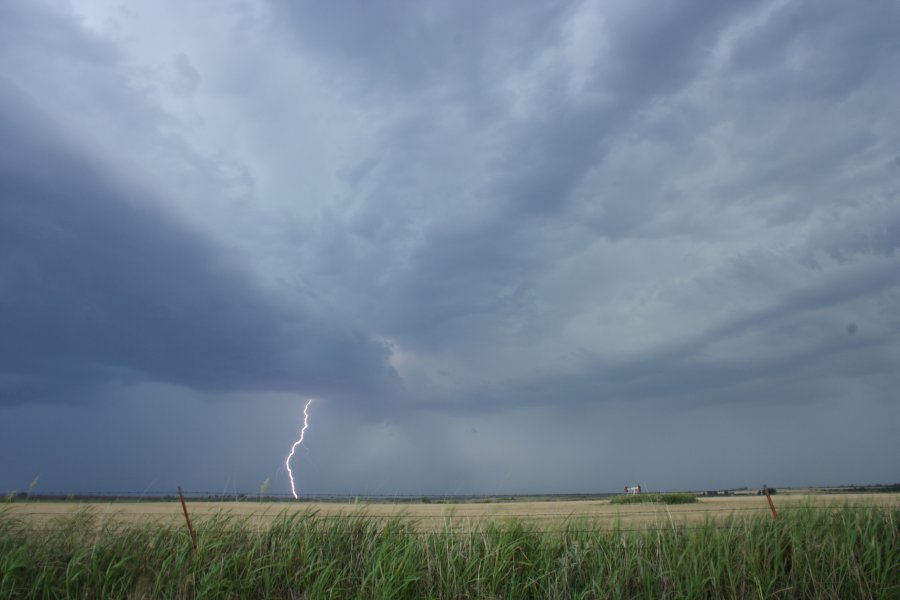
[
  {"left": 6, "top": 492, "right": 898, "bottom": 531},
  {"left": 4, "top": 493, "right": 898, "bottom": 598}
]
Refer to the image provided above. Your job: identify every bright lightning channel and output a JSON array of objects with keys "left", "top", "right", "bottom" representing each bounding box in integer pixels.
[{"left": 285, "top": 399, "right": 313, "bottom": 499}]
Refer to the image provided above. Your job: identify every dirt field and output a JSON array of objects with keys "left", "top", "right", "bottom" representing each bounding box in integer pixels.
[{"left": 5, "top": 493, "right": 897, "bottom": 531}]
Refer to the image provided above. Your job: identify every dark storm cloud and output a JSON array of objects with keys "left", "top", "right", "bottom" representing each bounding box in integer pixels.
[
  {"left": 269, "top": 0, "right": 572, "bottom": 100},
  {"left": 0, "top": 1, "right": 110, "bottom": 65},
  {"left": 468, "top": 0, "right": 748, "bottom": 220},
  {"left": 0, "top": 82, "right": 397, "bottom": 405},
  {"left": 383, "top": 1, "right": 745, "bottom": 341},
  {"left": 399, "top": 1, "right": 890, "bottom": 344},
  {"left": 459, "top": 245, "right": 900, "bottom": 412},
  {"left": 2, "top": 0, "right": 899, "bottom": 494},
  {"left": 726, "top": 0, "right": 900, "bottom": 100},
  {"left": 267, "top": 0, "right": 761, "bottom": 351}
]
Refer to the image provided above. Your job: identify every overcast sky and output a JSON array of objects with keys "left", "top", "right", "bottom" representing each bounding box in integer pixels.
[{"left": 2, "top": 0, "right": 898, "bottom": 497}]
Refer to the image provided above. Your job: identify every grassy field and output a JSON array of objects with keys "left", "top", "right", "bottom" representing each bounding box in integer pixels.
[
  {"left": 1, "top": 494, "right": 898, "bottom": 598},
  {"left": 4, "top": 492, "right": 896, "bottom": 530}
]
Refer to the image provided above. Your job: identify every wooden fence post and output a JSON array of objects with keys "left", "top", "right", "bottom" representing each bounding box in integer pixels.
[
  {"left": 763, "top": 485, "right": 778, "bottom": 520},
  {"left": 178, "top": 485, "right": 198, "bottom": 550}
]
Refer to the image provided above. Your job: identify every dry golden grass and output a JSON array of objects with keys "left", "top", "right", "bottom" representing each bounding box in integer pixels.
[{"left": 6, "top": 492, "right": 898, "bottom": 531}]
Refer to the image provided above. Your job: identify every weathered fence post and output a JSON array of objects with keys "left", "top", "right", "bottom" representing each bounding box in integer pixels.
[
  {"left": 763, "top": 485, "right": 778, "bottom": 520},
  {"left": 178, "top": 485, "right": 198, "bottom": 550}
]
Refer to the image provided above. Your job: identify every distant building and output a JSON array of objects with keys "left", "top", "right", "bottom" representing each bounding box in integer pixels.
[{"left": 624, "top": 485, "right": 641, "bottom": 495}]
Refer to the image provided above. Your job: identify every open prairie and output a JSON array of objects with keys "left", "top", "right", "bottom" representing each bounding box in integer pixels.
[
  {"left": 7, "top": 492, "right": 898, "bottom": 531},
  {"left": 4, "top": 493, "right": 898, "bottom": 598}
]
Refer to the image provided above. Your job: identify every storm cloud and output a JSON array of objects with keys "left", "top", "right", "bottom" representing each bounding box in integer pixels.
[
  {"left": 1, "top": 0, "right": 898, "bottom": 495},
  {"left": 0, "top": 80, "right": 397, "bottom": 405}
]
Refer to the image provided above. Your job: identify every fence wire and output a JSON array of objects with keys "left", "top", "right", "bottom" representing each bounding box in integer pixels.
[
  {"left": 4, "top": 504, "right": 882, "bottom": 519},
  {"left": 5, "top": 495, "right": 894, "bottom": 540}
]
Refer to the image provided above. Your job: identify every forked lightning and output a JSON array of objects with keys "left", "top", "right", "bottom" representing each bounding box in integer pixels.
[{"left": 285, "top": 399, "right": 313, "bottom": 499}]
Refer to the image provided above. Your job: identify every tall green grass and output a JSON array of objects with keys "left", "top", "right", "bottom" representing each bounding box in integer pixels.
[{"left": 1, "top": 504, "right": 897, "bottom": 599}]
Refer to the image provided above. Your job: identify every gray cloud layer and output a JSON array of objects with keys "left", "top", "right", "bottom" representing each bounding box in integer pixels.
[
  {"left": 0, "top": 79, "right": 397, "bottom": 405},
  {"left": 1, "top": 0, "right": 898, "bottom": 494}
]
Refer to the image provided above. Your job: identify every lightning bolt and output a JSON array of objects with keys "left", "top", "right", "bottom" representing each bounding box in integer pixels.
[{"left": 285, "top": 399, "right": 313, "bottom": 499}]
